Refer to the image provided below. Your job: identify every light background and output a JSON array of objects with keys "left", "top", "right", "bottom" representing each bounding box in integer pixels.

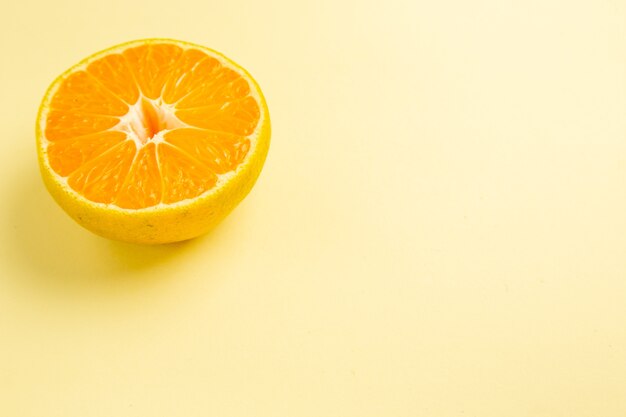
[{"left": 0, "top": 0, "right": 625, "bottom": 415}]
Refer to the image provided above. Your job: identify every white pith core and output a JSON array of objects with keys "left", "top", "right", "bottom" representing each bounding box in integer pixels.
[{"left": 115, "top": 97, "right": 189, "bottom": 146}]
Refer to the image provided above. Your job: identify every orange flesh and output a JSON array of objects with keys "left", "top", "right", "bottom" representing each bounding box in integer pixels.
[{"left": 43, "top": 43, "right": 260, "bottom": 209}]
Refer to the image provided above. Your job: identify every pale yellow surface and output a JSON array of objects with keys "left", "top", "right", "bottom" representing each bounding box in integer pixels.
[{"left": 0, "top": 0, "right": 625, "bottom": 415}]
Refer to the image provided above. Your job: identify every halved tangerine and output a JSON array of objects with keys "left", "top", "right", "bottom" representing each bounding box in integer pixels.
[{"left": 36, "top": 39, "right": 271, "bottom": 244}]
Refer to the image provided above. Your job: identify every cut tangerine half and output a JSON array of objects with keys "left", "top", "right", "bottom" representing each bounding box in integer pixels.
[{"left": 36, "top": 39, "right": 270, "bottom": 244}]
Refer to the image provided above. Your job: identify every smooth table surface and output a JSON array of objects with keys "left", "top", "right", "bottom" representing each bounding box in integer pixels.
[{"left": 0, "top": 0, "right": 625, "bottom": 415}]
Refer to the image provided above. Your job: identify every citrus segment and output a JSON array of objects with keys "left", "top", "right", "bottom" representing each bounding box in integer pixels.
[
  {"left": 122, "top": 44, "right": 184, "bottom": 100},
  {"left": 67, "top": 140, "right": 137, "bottom": 205},
  {"left": 157, "top": 143, "right": 218, "bottom": 204},
  {"left": 176, "top": 67, "right": 244, "bottom": 108},
  {"left": 49, "top": 71, "right": 128, "bottom": 116},
  {"left": 163, "top": 128, "right": 250, "bottom": 174},
  {"left": 161, "top": 50, "right": 220, "bottom": 104},
  {"left": 176, "top": 96, "right": 260, "bottom": 135},
  {"left": 47, "top": 131, "right": 127, "bottom": 176},
  {"left": 86, "top": 54, "right": 140, "bottom": 105},
  {"left": 45, "top": 110, "right": 119, "bottom": 141},
  {"left": 115, "top": 142, "right": 162, "bottom": 209}
]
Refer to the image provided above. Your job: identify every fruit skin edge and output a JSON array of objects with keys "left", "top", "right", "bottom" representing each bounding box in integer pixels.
[{"left": 35, "top": 38, "right": 271, "bottom": 244}]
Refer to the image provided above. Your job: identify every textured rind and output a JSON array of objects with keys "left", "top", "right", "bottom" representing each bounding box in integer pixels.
[{"left": 36, "top": 39, "right": 271, "bottom": 244}]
